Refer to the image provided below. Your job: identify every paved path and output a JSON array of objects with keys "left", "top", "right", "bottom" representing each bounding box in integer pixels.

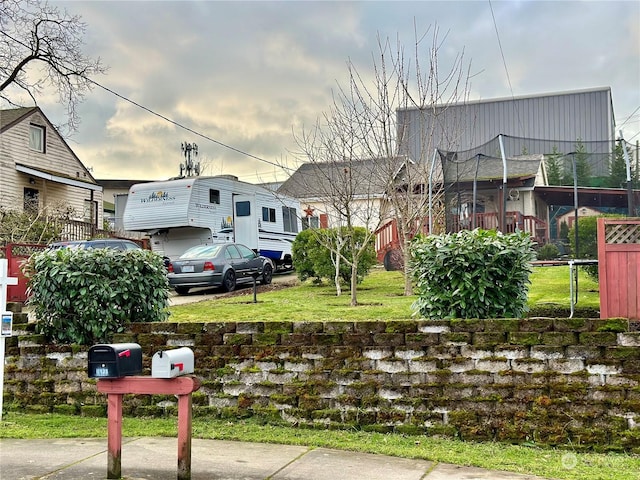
[{"left": 0, "top": 437, "right": 554, "bottom": 480}]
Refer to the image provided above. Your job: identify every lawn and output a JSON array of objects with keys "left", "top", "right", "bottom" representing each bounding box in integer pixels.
[
  {"left": 168, "top": 265, "right": 600, "bottom": 322},
  {"left": 1, "top": 413, "right": 637, "bottom": 480}
]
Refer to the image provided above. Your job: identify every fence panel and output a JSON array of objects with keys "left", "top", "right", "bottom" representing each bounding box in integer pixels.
[
  {"left": 5, "top": 243, "right": 48, "bottom": 302},
  {"left": 598, "top": 218, "right": 640, "bottom": 320}
]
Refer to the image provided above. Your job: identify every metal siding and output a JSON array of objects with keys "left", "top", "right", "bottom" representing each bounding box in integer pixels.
[{"left": 400, "top": 88, "right": 614, "bottom": 167}]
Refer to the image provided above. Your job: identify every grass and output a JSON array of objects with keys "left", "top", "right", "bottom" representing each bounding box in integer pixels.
[
  {"left": 169, "top": 268, "right": 413, "bottom": 322},
  {"left": 0, "top": 413, "right": 636, "bottom": 480},
  {"left": 528, "top": 264, "right": 600, "bottom": 310},
  {"left": 168, "top": 265, "right": 600, "bottom": 322}
]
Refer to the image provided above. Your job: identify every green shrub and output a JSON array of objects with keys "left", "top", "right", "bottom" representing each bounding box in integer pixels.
[
  {"left": 568, "top": 214, "right": 624, "bottom": 280},
  {"left": 25, "top": 248, "right": 169, "bottom": 345},
  {"left": 292, "top": 227, "right": 377, "bottom": 284},
  {"left": 410, "top": 229, "right": 536, "bottom": 319},
  {"left": 535, "top": 243, "right": 560, "bottom": 261},
  {"left": 291, "top": 229, "right": 320, "bottom": 282}
]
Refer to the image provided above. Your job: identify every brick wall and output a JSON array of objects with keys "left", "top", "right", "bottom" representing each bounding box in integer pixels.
[{"left": 4, "top": 312, "right": 640, "bottom": 451}]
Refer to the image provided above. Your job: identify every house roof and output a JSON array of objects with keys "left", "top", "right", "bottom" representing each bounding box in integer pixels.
[
  {"left": 1, "top": 106, "right": 98, "bottom": 185},
  {"left": 442, "top": 153, "right": 544, "bottom": 183},
  {"left": 96, "top": 179, "right": 153, "bottom": 189},
  {"left": 16, "top": 163, "right": 102, "bottom": 191},
  {"left": 535, "top": 185, "right": 640, "bottom": 209},
  {"left": 278, "top": 157, "right": 405, "bottom": 199},
  {"left": 0, "top": 106, "right": 38, "bottom": 131}
]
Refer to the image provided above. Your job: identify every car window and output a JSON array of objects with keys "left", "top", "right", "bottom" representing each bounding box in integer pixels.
[
  {"left": 87, "top": 241, "right": 106, "bottom": 249},
  {"left": 236, "top": 244, "right": 256, "bottom": 259},
  {"left": 123, "top": 242, "right": 140, "bottom": 250},
  {"left": 226, "top": 245, "right": 242, "bottom": 259},
  {"left": 180, "top": 245, "right": 222, "bottom": 259}
]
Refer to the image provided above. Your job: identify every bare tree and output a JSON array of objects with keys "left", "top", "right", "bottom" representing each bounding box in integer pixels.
[
  {"left": 286, "top": 99, "right": 387, "bottom": 305},
  {"left": 288, "top": 24, "right": 472, "bottom": 297},
  {"left": 0, "top": 0, "right": 106, "bottom": 133}
]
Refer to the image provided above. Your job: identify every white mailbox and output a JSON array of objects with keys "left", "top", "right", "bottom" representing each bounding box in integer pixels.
[{"left": 151, "top": 347, "right": 194, "bottom": 378}]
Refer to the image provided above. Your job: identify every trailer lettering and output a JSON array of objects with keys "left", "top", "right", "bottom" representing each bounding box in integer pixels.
[
  {"left": 141, "top": 191, "right": 176, "bottom": 203},
  {"left": 195, "top": 203, "right": 217, "bottom": 210}
]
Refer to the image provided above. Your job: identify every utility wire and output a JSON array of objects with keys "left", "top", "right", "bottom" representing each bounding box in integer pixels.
[
  {"left": 0, "top": 28, "right": 296, "bottom": 175},
  {"left": 617, "top": 106, "right": 640, "bottom": 130},
  {"left": 488, "top": 0, "right": 524, "bottom": 136},
  {"left": 87, "top": 78, "right": 296, "bottom": 174},
  {"left": 617, "top": 106, "right": 640, "bottom": 143}
]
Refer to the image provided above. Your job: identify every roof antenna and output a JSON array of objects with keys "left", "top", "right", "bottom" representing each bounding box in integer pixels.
[{"left": 180, "top": 142, "right": 200, "bottom": 177}]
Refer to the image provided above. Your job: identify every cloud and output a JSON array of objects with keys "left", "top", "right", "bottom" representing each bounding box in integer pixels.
[{"left": 20, "top": 1, "right": 636, "bottom": 181}]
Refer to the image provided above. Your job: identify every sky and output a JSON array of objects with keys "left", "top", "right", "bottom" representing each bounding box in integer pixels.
[{"left": 14, "top": 0, "right": 640, "bottom": 183}]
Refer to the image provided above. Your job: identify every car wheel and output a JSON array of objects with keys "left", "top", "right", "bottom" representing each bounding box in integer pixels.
[
  {"left": 223, "top": 269, "right": 236, "bottom": 292},
  {"left": 175, "top": 286, "right": 190, "bottom": 295},
  {"left": 261, "top": 263, "right": 273, "bottom": 285}
]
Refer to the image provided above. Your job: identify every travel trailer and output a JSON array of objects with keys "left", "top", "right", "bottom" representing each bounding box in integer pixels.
[{"left": 123, "top": 175, "right": 301, "bottom": 269}]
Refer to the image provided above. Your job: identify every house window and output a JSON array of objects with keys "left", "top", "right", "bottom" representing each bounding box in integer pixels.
[
  {"left": 262, "top": 207, "right": 276, "bottom": 223},
  {"left": 282, "top": 206, "right": 298, "bottom": 233},
  {"left": 302, "top": 216, "right": 320, "bottom": 230},
  {"left": 23, "top": 188, "right": 39, "bottom": 213},
  {"left": 236, "top": 201, "right": 251, "bottom": 217},
  {"left": 84, "top": 199, "right": 98, "bottom": 225},
  {"left": 29, "top": 124, "right": 45, "bottom": 152},
  {"left": 209, "top": 189, "right": 220, "bottom": 204}
]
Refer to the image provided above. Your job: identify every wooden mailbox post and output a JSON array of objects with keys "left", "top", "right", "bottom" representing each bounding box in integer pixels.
[{"left": 97, "top": 376, "right": 201, "bottom": 480}]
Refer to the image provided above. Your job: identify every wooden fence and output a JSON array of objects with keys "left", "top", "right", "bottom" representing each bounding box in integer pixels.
[{"left": 598, "top": 218, "right": 640, "bottom": 320}]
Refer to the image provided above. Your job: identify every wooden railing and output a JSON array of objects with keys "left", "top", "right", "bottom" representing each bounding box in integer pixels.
[
  {"left": 375, "top": 212, "right": 549, "bottom": 261},
  {"left": 451, "top": 212, "right": 548, "bottom": 244},
  {"left": 374, "top": 218, "right": 430, "bottom": 262},
  {"left": 50, "top": 218, "right": 110, "bottom": 241}
]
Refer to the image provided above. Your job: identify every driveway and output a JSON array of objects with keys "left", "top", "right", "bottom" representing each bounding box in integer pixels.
[{"left": 168, "top": 271, "right": 298, "bottom": 306}]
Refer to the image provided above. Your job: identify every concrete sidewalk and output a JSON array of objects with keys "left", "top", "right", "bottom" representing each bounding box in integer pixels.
[{"left": 0, "top": 437, "right": 554, "bottom": 480}]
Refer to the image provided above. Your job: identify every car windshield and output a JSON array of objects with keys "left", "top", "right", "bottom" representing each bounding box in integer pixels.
[{"left": 179, "top": 245, "right": 223, "bottom": 259}]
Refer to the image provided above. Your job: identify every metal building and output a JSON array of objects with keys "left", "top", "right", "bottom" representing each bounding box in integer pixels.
[{"left": 397, "top": 86, "right": 615, "bottom": 176}]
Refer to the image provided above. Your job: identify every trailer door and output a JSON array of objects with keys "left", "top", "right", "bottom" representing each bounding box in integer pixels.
[{"left": 233, "top": 194, "right": 259, "bottom": 250}]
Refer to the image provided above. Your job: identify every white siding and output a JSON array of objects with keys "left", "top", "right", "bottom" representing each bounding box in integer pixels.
[{"left": 0, "top": 109, "right": 103, "bottom": 224}]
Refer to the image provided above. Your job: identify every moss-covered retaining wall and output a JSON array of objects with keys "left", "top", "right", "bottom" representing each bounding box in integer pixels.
[{"left": 4, "top": 310, "right": 640, "bottom": 451}]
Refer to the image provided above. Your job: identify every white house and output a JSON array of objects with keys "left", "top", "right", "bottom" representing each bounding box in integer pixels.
[{"left": 0, "top": 107, "right": 103, "bottom": 233}]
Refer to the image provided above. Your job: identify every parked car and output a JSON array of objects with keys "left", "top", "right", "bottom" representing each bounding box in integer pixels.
[
  {"left": 167, "top": 243, "right": 273, "bottom": 295},
  {"left": 48, "top": 239, "right": 143, "bottom": 251}
]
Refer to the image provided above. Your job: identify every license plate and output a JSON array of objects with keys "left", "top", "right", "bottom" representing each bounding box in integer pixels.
[{"left": 181, "top": 265, "right": 194, "bottom": 273}]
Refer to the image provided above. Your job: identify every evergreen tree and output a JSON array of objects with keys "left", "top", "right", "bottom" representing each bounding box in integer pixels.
[
  {"left": 545, "top": 146, "right": 564, "bottom": 185},
  {"left": 607, "top": 142, "right": 629, "bottom": 188},
  {"left": 564, "top": 140, "right": 591, "bottom": 186}
]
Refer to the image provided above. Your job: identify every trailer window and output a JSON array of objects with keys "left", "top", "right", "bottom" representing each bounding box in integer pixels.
[
  {"left": 236, "top": 201, "right": 251, "bottom": 217},
  {"left": 209, "top": 189, "right": 220, "bottom": 204},
  {"left": 262, "top": 207, "right": 276, "bottom": 223},
  {"left": 282, "top": 206, "right": 298, "bottom": 233}
]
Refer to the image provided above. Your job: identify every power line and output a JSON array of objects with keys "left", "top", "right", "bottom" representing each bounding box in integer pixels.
[
  {"left": 0, "top": 28, "right": 296, "bottom": 176},
  {"left": 87, "top": 78, "right": 295, "bottom": 174},
  {"left": 488, "top": 0, "right": 524, "bottom": 137},
  {"left": 616, "top": 106, "right": 640, "bottom": 143}
]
